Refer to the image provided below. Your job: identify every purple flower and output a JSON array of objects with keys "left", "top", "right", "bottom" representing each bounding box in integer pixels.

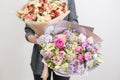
[
  {"left": 66, "top": 33, "right": 71, "bottom": 40},
  {"left": 63, "top": 30, "right": 70, "bottom": 35},
  {"left": 36, "top": 34, "right": 53, "bottom": 44},
  {"left": 69, "top": 60, "right": 79, "bottom": 74},
  {"left": 92, "top": 47, "right": 98, "bottom": 53},
  {"left": 72, "top": 29, "right": 76, "bottom": 33},
  {"left": 87, "top": 37, "right": 95, "bottom": 44},
  {"left": 82, "top": 41, "right": 89, "bottom": 49},
  {"left": 36, "top": 35, "right": 45, "bottom": 44},
  {"left": 66, "top": 32, "right": 76, "bottom": 41},
  {"left": 76, "top": 64, "right": 85, "bottom": 73},
  {"left": 66, "top": 43, "right": 72, "bottom": 48},
  {"left": 84, "top": 52, "right": 92, "bottom": 60},
  {"left": 69, "top": 65, "right": 76, "bottom": 74},
  {"left": 86, "top": 45, "right": 93, "bottom": 51},
  {"left": 44, "top": 34, "right": 53, "bottom": 43},
  {"left": 86, "top": 60, "right": 90, "bottom": 66}
]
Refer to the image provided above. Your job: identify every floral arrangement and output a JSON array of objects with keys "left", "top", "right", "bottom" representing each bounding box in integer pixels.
[
  {"left": 37, "top": 25, "right": 103, "bottom": 75},
  {"left": 17, "top": 0, "right": 67, "bottom": 22}
]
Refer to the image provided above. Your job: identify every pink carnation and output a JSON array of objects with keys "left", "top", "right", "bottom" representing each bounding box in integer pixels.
[
  {"left": 84, "top": 52, "right": 92, "bottom": 60},
  {"left": 75, "top": 46, "right": 82, "bottom": 53},
  {"left": 60, "top": 51, "right": 66, "bottom": 57},
  {"left": 77, "top": 54, "right": 84, "bottom": 62},
  {"left": 54, "top": 38, "right": 65, "bottom": 49},
  {"left": 53, "top": 56, "right": 62, "bottom": 66},
  {"left": 42, "top": 52, "right": 53, "bottom": 59}
]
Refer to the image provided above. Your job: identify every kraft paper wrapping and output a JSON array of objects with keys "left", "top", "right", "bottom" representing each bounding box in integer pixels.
[{"left": 25, "top": 11, "right": 70, "bottom": 36}]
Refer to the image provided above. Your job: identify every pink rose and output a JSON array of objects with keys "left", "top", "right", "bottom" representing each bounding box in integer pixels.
[
  {"left": 54, "top": 38, "right": 65, "bottom": 49},
  {"left": 77, "top": 54, "right": 84, "bottom": 62},
  {"left": 84, "top": 52, "right": 92, "bottom": 60},
  {"left": 60, "top": 51, "right": 66, "bottom": 57},
  {"left": 75, "top": 46, "right": 82, "bottom": 53}
]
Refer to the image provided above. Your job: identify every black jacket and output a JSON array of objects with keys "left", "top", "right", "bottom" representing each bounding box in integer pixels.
[{"left": 25, "top": 0, "right": 78, "bottom": 75}]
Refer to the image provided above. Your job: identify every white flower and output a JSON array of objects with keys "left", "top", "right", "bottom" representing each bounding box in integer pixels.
[
  {"left": 93, "top": 53, "right": 98, "bottom": 59},
  {"left": 55, "top": 66, "right": 60, "bottom": 70},
  {"left": 36, "top": 35, "right": 45, "bottom": 44},
  {"left": 37, "top": 16, "right": 45, "bottom": 22},
  {"left": 79, "top": 33, "right": 86, "bottom": 42}
]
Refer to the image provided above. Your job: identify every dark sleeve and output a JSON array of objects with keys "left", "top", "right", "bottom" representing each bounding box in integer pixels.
[
  {"left": 68, "top": 0, "right": 79, "bottom": 23},
  {"left": 24, "top": 24, "right": 35, "bottom": 41}
]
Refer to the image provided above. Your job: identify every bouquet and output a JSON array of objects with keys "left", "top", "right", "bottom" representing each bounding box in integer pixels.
[
  {"left": 37, "top": 21, "right": 103, "bottom": 75},
  {"left": 17, "top": 0, "right": 70, "bottom": 36}
]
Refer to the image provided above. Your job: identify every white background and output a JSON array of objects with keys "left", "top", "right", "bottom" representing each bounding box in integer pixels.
[{"left": 0, "top": 0, "right": 120, "bottom": 80}]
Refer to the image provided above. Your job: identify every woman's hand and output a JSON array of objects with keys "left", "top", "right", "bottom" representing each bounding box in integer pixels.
[
  {"left": 27, "top": 34, "right": 39, "bottom": 44},
  {"left": 41, "top": 60, "right": 49, "bottom": 80}
]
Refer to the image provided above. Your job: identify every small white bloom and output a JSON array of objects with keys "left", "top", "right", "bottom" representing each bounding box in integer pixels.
[
  {"left": 37, "top": 16, "right": 45, "bottom": 23},
  {"left": 79, "top": 33, "right": 86, "bottom": 42},
  {"left": 93, "top": 53, "right": 98, "bottom": 59},
  {"left": 96, "top": 58, "right": 103, "bottom": 64},
  {"left": 55, "top": 66, "right": 60, "bottom": 70}
]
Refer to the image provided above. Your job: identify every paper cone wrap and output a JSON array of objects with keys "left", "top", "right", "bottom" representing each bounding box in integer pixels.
[{"left": 25, "top": 11, "right": 70, "bottom": 36}]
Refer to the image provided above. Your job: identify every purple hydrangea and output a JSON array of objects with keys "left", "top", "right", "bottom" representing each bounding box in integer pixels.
[
  {"left": 36, "top": 34, "right": 53, "bottom": 44},
  {"left": 86, "top": 45, "right": 94, "bottom": 52},
  {"left": 69, "top": 60, "right": 79, "bottom": 74},
  {"left": 76, "top": 64, "right": 85, "bottom": 73}
]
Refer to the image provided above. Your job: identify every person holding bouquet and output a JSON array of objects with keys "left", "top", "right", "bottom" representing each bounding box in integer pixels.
[{"left": 24, "top": 0, "right": 78, "bottom": 80}]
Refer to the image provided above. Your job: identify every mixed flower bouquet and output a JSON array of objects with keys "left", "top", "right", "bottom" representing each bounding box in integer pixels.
[
  {"left": 17, "top": 0, "right": 103, "bottom": 76},
  {"left": 17, "top": 0, "right": 68, "bottom": 22},
  {"left": 37, "top": 21, "right": 103, "bottom": 75},
  {"left": 17, "top": 0, "right": 70, "bottom": 36}
]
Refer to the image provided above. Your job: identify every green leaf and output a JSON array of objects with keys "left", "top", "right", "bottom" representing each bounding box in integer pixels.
[
  {"left": 67, "top": 24, "right": 71, "bottom": 31},
  {"left": 54, "top": 48, "right": 59, "bottom": 55}
]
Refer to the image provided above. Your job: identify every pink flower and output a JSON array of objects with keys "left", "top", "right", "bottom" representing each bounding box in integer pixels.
[
  {"left": 42, "top": 52, "right": 53, "bottom": 59},
  {"left": 25, "top": 14, "right": 32, "bottom": 20},
  {"left": 92, "top": 47, "right": 98, "bottom": 53},
  {"left": 75, "top": 46, "right": 82, "bottom": 53},
  {"left": 53, "top": 56, "right": 62, "bottom": 66},
  {"left": 60, "top": 51, "right": 66, "bottom": 57},
  {"left": 54, "top": 38, "right": 65, "bottom": 49},
  {"left": 84, "top": 52, "right": 92, "bottom": 60},
  {"left": 77, "top": 54, "right": 84, "bottom": 62},
  {"left": 31, "top": 14, "right": 37, "bottom": 20}
]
